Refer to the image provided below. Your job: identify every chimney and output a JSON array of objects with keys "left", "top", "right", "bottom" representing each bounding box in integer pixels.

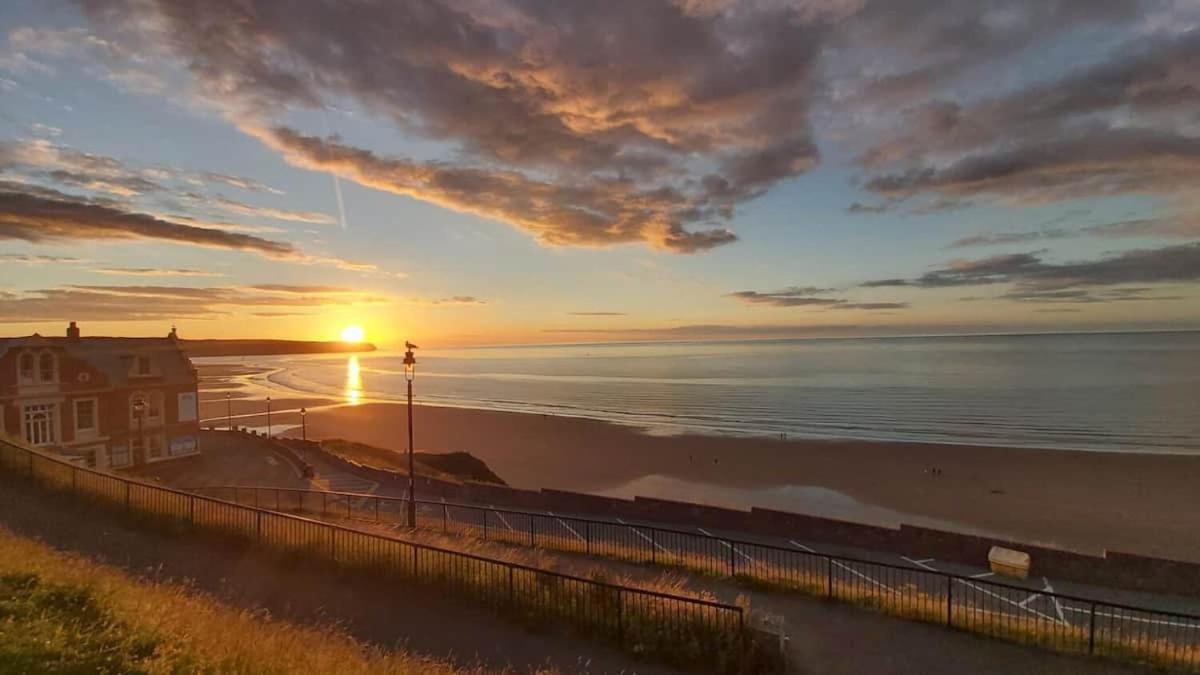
[{"left": 66, "top": 321, "right": 80, "bottom": 340}]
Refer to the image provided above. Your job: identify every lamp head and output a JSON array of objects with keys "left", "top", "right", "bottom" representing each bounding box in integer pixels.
[
  {"left": 403, "top": 343, "right": 417, "bottom": 381},
  {"left": 300, "top": 407, "right": 307, "bottom": 417}
]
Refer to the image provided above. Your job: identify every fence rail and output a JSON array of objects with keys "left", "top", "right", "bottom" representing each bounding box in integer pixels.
[
  {"left": 195, "top": 484, "right": 1200, "bottom": 672},
  {"left": 0, "top": 442, "right": 759, "bottom": 673}
]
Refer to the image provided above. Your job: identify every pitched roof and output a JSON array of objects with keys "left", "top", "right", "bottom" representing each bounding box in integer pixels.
[{"left": 0, "top": 335, "right": 197, "bottom": 387}]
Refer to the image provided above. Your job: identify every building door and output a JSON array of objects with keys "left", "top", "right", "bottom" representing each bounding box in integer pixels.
[{"left": 23, "top": 404, "right": 56, "bottom": 446}]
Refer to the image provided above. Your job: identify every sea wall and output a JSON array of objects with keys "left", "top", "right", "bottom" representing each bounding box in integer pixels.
[{"left": 281, "top": 435, "right": 1200, "bottom": 598}]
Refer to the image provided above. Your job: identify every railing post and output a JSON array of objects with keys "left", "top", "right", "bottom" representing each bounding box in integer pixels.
[
  {"left": 125, "top": 482, "right": 131, "bottom": 512},
  {"left": 617, "top": 588, "right": 625, "bottom": 645},
  {"left": 189, "top": 495, "right": 195, "bottom": 526},
  {"left": 483, "top": 510, "right": 489, "bottom": 540},
  {"left": 376, "top": 497, "right": 381, "bottom": 523},
  {"left": 508, "top": 566, "right": 515, "bottom": 607},
  {"left": 529, "top": 516, "right": 535, "bottom": 548},
  {"left": 946, "top": 576, "right": 953, "bottom": 627},
  {"left": 322, "top": 491, "right": 327, "bottom": 516},
  {"left": 729, "top": 541, "right": 736, "bottom": 577},
  {"left": 71, "top": 465, "right": 77, "bottom": 490},
  {"left": 442, "top": 502, "right": 448, "bottom": 532},
  {"left": 826, "top": 557, "right": 833, "bottom": 598},
  {"left": 256, "top": 511, "right": 262, "bottom": 540},
  {"left": 586, "top": 520, "right": 592, "bottom": 556},
  {"left": 1088, "top": 602, "right": 1097, "bottom": 654}
]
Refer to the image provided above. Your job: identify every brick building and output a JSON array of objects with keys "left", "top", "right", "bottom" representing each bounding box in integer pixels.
[{"left": 0, "top": 322, "right": 200, "bottom": 468}]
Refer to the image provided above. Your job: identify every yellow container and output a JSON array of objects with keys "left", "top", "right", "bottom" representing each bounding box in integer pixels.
[{"left": 988, "top": 546, "right": 1031, "bottom": 580}]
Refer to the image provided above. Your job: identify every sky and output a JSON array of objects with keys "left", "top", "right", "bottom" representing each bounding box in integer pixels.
[{"left": 1, "top": 0, "right": 1198, "bottom": 349}]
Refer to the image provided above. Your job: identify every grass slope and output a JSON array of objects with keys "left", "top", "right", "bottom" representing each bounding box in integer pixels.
[
  {"left": 0, "top": 526, "right": 503, "bottom": 674},
  {"left": 321, "top": 438, "right": 507, "bottom": 485}
]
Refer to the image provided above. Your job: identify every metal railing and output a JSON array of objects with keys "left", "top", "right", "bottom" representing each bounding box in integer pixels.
[
  {"left": 0, "top": 442, "right": 759, "bottom": 673},
  {"left": 197, "top": 484, "right": 1200, "bottom": 672}
]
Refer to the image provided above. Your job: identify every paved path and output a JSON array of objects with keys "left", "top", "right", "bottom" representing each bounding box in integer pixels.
[{"left": 0, "top": 474, "right": 671, "bottom": 675}]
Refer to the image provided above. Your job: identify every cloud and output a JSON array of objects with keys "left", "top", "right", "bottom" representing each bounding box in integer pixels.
[
  {"left": 0, "top": 253, "right": 88, "bottom": 265},
  {"left": 863, "top": 243, "right": 1200, "bottom": 303},
  {"left": 568, "top": 312, "right": 628, "bottom": 317},
  {"left": 0, "top": 138, "right": 285, "bottom": 200},
  {"left": 0, "top": 185, "right": 297, "bottom": 256},
  {"left": 92, "top": 267, "right": 224, "bottom": 277},
  {"left": 857, "top": 31, "right": 1200, "bottom": 211},
  {"left": 949, "top": 216, "right": 1200, "bottom": 248},
  {"left": 729, "top": 285, "right": 907, "bottom": 310},
  {"left": 74, "top": 0, "right": 868, "bottom": 252},
  {"left": 409, "top": 296, "right": 487, "bottom": 306},
  {"left": 253, "top": 126, "right": 737, "bottom": 253},
  {"left": 0, "top": 283, "right": 387, "bottom": 323}
]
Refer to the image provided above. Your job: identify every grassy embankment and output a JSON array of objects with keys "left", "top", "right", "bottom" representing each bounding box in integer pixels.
[
  {"left": 0, "top": 525, "right": 512, "bottom": 674},
  {"left": 318, "top": 437, "right": 508, "bottom": 485}
]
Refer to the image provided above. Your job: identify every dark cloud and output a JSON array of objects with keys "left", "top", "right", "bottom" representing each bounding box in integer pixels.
[
  {"left": 729, "top": 285, "right": 906, "bottom": 310},
  {"left": 0, "top": 253, "right": 88, "bottom": 265},
  {"left": 859, "top": 31, "right": 1200, "bottom": 209},
  {"left": 76, "top": 0, "right": 855, "bottom": 252},
  {"left": 949, "top": 215, "right": 1200, "bottom": 248},
  {"left": 0, "top": 284, "right": 387, "bottom": 323},
  {"left": 846, "top": 201, "right": 890, "bottom": 214},
  {"left": 863, "top": 243, "right": 1200, "bottom": 304},
  {"left": 256, "top": 127, "right": 736, "bottom": 253},
  {"left": 92, "top": 267, "right": 223, "bottom": 277},
  {"left": 0, "top": 186, "right": 297, "bottom": 256}
]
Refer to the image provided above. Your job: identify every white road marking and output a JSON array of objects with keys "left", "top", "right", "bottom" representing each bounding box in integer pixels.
[
  {"left": 548, "top": 511, "right": 586, "bottom": 542},
  {"left": 617, "top": 518, "right": 670, "bottom": 554},
  {"left": 1018, "top": 593, "right": 1043, "bottom": 608},
  {"left": 1062, "top": 605, "right": 1200, "bottom": 630},
  {"left": 902, "top": 556, "right": 938, "bottom": 571},
  {"left": 970, "top": 572, "right": 995, "bottom": 579},
  {"left": 789, "top": 540, "right": 815, "bottom": 553},
  {"left": 489, "top": 505, "right": 514, "bottom": 531},
  {"left": 833, "top": 559, "right": 897, "bottom": 593},
  {"left": 954, "top": 579, "right": 1062, "bottom": 624},
  {"left": 698, "top": 528, "right": 755, "bottom": 563},
  {"left": 1043, "top": 577, "right": 1068, "bottom": 625}
]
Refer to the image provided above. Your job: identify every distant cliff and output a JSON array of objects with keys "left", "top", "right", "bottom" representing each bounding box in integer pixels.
[{"left": 180, "top": 339, "right": 377, "bottom": 357}]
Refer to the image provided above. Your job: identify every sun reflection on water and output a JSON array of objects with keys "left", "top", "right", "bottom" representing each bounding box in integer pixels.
[{"left": 345, "top": 355, "right": 362, "bottom": 405}]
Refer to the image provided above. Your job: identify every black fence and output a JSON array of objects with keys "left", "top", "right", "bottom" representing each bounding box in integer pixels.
[
  {"left": 196, "top": 484, "right": 1200, "bottom": 672},
  {"left": 0, "top": 441, "right": 761, "bottom": 673}
]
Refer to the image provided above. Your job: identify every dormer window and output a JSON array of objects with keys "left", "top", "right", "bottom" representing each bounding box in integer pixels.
[
  {"left": 17, "top": 350, "right": 56, "bottom": 385},
  {"left": 18, "top": 353, "right": 34, "bottom": 382},
  {"left": 39, "top": 352, "right": 56, "bottom": 382},
  {"left": 137, "top": 356, "right": 151, "bottom": 376}
]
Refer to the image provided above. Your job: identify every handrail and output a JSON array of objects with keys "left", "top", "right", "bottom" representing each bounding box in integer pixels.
[
  {"left": 0, "top": 441, "right": 756, "bottom": 672},
  {"left": 185, "top": 482, "right": 1200, "bottom": 673},
  {"left": 189, "top": 484, "right": 1200, "bottom": 620}
]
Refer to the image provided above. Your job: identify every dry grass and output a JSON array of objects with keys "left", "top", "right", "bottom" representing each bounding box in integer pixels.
[{"left": 0, "top": 525, "right": 522, "bottom": 674}]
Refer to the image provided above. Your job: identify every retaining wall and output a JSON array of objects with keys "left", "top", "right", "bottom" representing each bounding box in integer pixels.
[{"left": 289, "top": 437, "right": 1200, "bottom": 598}]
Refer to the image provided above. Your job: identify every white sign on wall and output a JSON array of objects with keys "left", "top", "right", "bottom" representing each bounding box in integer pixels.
[
  {"left": 169, "top": 435, "right": 197, "bottom": 456},
  {"left": 177, "top": 392, "right": 197, "bottom": 422}
]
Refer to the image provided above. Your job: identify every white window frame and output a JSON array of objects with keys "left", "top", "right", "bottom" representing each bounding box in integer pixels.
[
  {"left": 109, "top": 443, "right": 131, "bottom": 468},
  {"left": 37, "top": 351, "right": 57, "bottom": 383},
  {"left": 22, "top": 403, "right": 57, "bottom": 446},
  {"left": 73, "top": 397, "right": 99, "bottom": 437},
  {"left": 17, "top": 352, "right": 36, "bottom": 385}
]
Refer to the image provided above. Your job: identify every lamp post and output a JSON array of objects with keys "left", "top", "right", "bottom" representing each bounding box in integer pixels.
[
  {"left": 133, "top": 398, "right": 145, "bottom": 464},
  {"left": 265, "top": 395, "right": 272, "bottom": 438},
  {"left": 300, "top": 407, "right": 307, "bottom": 442},
  {"left": 226, "top": 392, "right": 232, "bottom": 431},
  {"left": 403, "top": 342, "right": 418, "bottom": 528}
]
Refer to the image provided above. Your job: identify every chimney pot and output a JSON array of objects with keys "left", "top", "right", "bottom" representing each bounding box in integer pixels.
[{"left": 67, "top": 321, "right": 80, "bottom": 340}]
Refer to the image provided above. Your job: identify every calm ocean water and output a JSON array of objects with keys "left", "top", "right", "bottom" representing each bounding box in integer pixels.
[{"left": 233, "top": 332, "right": 1200, "bottom": 454}]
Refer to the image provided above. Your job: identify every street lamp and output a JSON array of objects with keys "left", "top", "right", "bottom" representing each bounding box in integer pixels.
[
  {"left": 225, "top": 392, "right": 232, "bottom": 431},
  {"left": 265, "top": 395, "right": 272, "bottom": 438},
  {"left": 403, "top": 341, "right": 418, "bottom": 528},
  {"left": 132, "top": 397, "right": 146, "bottom": 464},
  {"left": 300, "top": 407, "right": 307, "bottom": 442}
]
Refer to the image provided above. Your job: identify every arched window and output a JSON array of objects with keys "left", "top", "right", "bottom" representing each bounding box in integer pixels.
[
  {"left": 18, "top": 353, "right": 34, "bottom": 382},
  {"left": 38, "top": 352, "right": 56, "bottom": 383}
]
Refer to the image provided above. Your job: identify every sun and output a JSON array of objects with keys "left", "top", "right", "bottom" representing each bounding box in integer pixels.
[{"left": 340, "top": 325, "right": 365, "bottom": 343}]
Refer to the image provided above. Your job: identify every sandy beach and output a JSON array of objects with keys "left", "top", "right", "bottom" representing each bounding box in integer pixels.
[{"left": 195, "top": 364, "right": 1200, "bottom": 562}]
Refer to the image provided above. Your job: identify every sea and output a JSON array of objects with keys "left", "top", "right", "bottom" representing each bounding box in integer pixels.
[{"left": 222, "top": 331, "right": 1200, "bottom": 455}]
